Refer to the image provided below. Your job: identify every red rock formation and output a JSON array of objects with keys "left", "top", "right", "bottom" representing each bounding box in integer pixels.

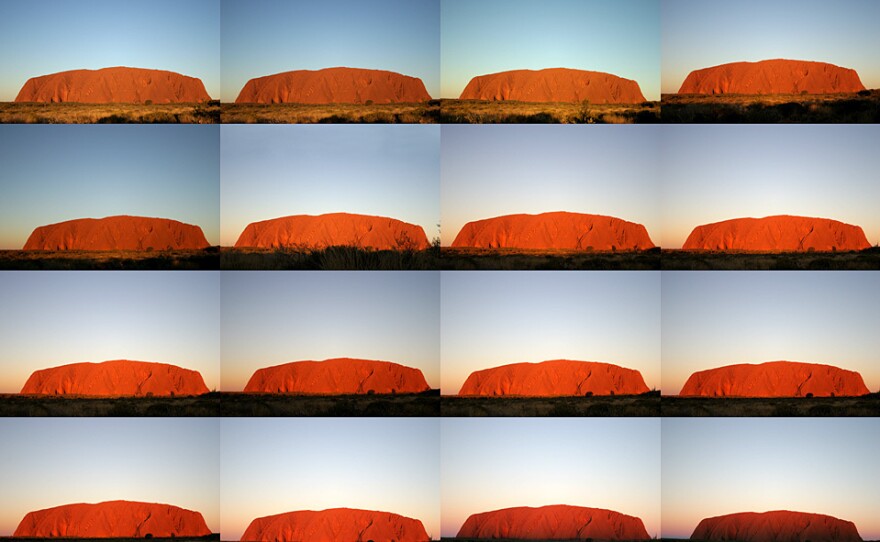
[
  {"left": 234, "top": 67, "right": 431, "bottom": 104},
  {"left": 241, "top": 508, "right": 429, "bottom": 542},
  {"left": 458, "top": 360, "right": 650, "bottom": 397},
  {"left": 678, "top": 59, "right": 866, "bottom": 95},
  {"left": 681, "top": 215, "right": 870, "bottom": 252},
  {"left": 23, "top": 215, "right": 210, "bottom": 251},
  {"left": 456, "top": 505, "right": 650, "bottom": 540},
  {"left": 243, "top": 358, "right": 430, "bottom": 395},
  {"left": 459, "top": 68, "right": 646, "bottom": 103},
  {"left": 690, "top": 511, "right": 863, "bottom": 542},
  {"left": 451, "top": 212, "right": 655, "bottom": 251},
  {"left": 13, "top": 500, "right": 212, "bottom": 538},
  {"left": 234, "top": 213, "right": 429, "bottom": 250},
  {"left": 20, "top": 360, "right": 210, "bottom": 397},
  {"left": 679, "top": 361, "right": 870, "bottom": 398},
  {"left": 15, "top": 67, "right": 211, "bottom": 103}
]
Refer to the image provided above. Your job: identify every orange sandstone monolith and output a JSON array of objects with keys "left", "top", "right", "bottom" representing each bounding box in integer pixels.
[
  {"left": 235, "top": 67, "right": 431, "bottom": 103},
  {"left": 13, "top": 501, "right": 212, "bottom": 538},
  {"left": 690, "top": 511, "right": 863, "bottom": 542},
  {"left": 456, "top": 505, "right": 651, "bottom": 540},
  {"left": 451, "top": 212, "right": 655, "bottom": 250},
  {"left": 243, "top": 358, "right": 431, "bottom": 394},
  {"left": 681, "top": 215, "right": 870, "bottom": 252},
  {"left": 459, "top": 68, "right": 646, "bottom": 103},
  {"left": 458, "top": 360, "right": 650, "bottom": 397},
  {"left": 15, "top": 67, "right": 211, "bottom": 103},
  {"left": 677, "top": 59, "right": 866, "bottom": 95},
  {"left": 20, "top": 360, "right": 210, "bottom": 397},
  {"left": 679, "top": 361, "right": 870, "bottom": 397},
  {"left": 241, "top": 508, "right": 429, "bottom": 542},
  {"left": 23, "top": 215, "right": 210, "bottom": 251}
]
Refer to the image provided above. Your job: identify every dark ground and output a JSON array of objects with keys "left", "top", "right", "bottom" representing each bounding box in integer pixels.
[
  {"left": 0, "top": 248, "right": 220, "bottom": 270},
  {"left": 438, "top": 99, "right": 661, "bottom": 123},
  {"left": 0, "top": 394, "right": 220, "bottom": 417},
  {"left": 441, "top": 247, "right": 660, "bottom": 270},
  {"left": 221, "top": 246, "right": 441, "bottom": 270},
  {"left": 661, "top": 248, "right": 880, "bottom": 270},
  {"left": 661, "top": 394, "right": 880, "bottom": 417},
  {"left": 219, "top": 390, "right": 441, "bottom": 416},
  {"left": 441, "top": 392, "right": 661, "bottom": 417},
  {"left": 3, "top": 537, "right": 219, "bottom": 542},
  {"left": 0, "top": 101, "right": 220, "bottom": 123},
  {"left": 221, "top": 101, "right": 440, "bottom": 123}
]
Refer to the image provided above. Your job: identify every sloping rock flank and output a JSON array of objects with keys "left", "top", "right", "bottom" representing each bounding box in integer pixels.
[
  {"left": 241, "top": 508, "right": 429, "bottom": 542},
  {"left": 678, "top": 59, "right": 865, "bottom": 95},
  {"left": 20, "top": 360, "right": 210, "bottom": 397},
  {"left": 459, "top": 68, "right": 646, "bottom": 103},
  {"left": 235, "top": 67, "right": 431, "bottom": 103},
  {"left": 23, "top": 215, "right": 210, "bottom": 251},
  {"left": 456, "top": 505, "right": 651, "bottom": 540},
  {"left": 15, "top": 67, "right": 211, "bottom": 103},
  {"left": 243, "top": 358, "right": 431, "bottom": 395},
  {"left": 234, "top": 213, "right": 429, "bottom": 250},
  {"left": 451, "top": 212, "right": 655, "bottom": 251},
  {"left": 682, "top": 215, "right": 870, "bottom": 252},
  {"left": 13, "top": 500, "right": 211, "bottom": 538},
  {"left": 458, "top": 360, "right": 650, "bottom": 397},
  {"left": 690, "top": 510, "right": 862, "bottom": 542},
  {"left": 679, "top": 361, "right": 870, "bottom": 397}
]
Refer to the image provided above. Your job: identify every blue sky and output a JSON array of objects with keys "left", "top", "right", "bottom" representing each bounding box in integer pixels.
[
  {"left": 442, "top": 125, "right": 660, "bottom": 246},
  {"left": 221, "top": 418, "right": 439, "bottom": 540},
  {"left": 441, "top": 272, "right": 660, "bottom": 394},
  {"left": 221, "top": 272, "right": 439, "bottom": 390},
  {"left": 442, "top": 418, "right": 660, "bottom": 538},
  {"left": 662, "top": 0, "right": 880, "bottom": 93},
  {"left": 442, "top": 0, "right": 661, "bottom": 100},
  {"left": 221, "top": 125, "right": 439, "bottom": 246},
  {"left": 0, "top": 418, "right": 220, "bottom": 536},
  {"left": 0, "top": 0, "right": 220, "bottom": 101},
  {"left": 0, "top": 272, "right": 220, "bottom": 393},
  {"left": 0, "top": 126, "right": 220, "bottom": 249},
  {"left": 661, "top": 125, "right": 880, "bottom": 248},
  {"left": 662, "top": 272, "right": 880, "bottom": 395},
  {"left": 663, "top": 419, "right": 880, "bottom": 539},
  {"left": 222, "top": 0, "right": 440, "bottom": 102}
]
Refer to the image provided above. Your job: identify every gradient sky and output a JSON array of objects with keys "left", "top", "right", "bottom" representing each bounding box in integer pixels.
[
  {"left": 661, "top": 125, "right": 880, "bottom": 248},
  {"left": 441, "top": 0, "right": 661, "bottom": 100},
  {"left": 221, "top": 272, "right": 439, "bottom": 391},
  {"left": 0, "top": 0, "right": 219, "bottom": 101},
  {"left": 221, "top": 418, "right": 439, "bottom": 540},
  {"left": 0, "top": 418, "right": 219, "bottom": 536},
  {"left": 441, "top": 125, "right": 660, "bottom": 246},
  {"left": 442, "top": 418, "right": 660, "bottom": 538},
  {"left": 0, "top": 126, "right": 220, "bottom": 249},
  {"left": 0, "top": 272, "right": 220, "bottom": 393},
  {"left": 441, "top": 272, "right": 659, "bottom": 394},
  {"left": 221, "top": 125, "right": 439, "bottom": 246},
  {"left": 221, "top": 0, "right": 439, "bottom": 102},
  {"left": 662, "top": 0, "right": 880, "bottom": 94},
  {"left": 662, "top": 418, "right": 880, "bottom": 539},
  {"left": 662, "top": 272, "right": 880, "bottom": 395}
]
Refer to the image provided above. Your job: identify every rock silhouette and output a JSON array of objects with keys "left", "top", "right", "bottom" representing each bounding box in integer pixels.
[
  {"left": 459, "top": 68, "right": 646, "bottom": 103},
  {"left": 240, "top": 508, "right": 429, "bottom": 542},
  {"left": 678, "top": 59, "right": 866, "bottom": 95},
  {"left": 458, "top": 360, "right": 650, "bottom": 396},
  {"left": 451, "top": 212, "right": 655, "bottom": 251},
  {"left": 243, "top": 358, "right": 431, "bottom": 395},
  {"left": 456, "top": 505, "right": 650, "bottom": 540},
  {"left": 679, "top": 361, "right": 870, "bottom": 397},
  {"left": 234, "top": 213, "right": 429, "bottom": 250},
  {"left": 690, "top": 511, "right": 863, "bottom": 542},
  {"left": 235, "top": 67, "right": 431, "bottom": 103},
  {"left": 20, "top": 360, "right": 210, "bottom": 397},
  {"left": 23, "top": 215, "right": 210, "bottom": 251},
  {"left": 682, "top": 215, "right": 870, "bottom": 252},
  {"left": 15, "top": 67, "right": 211, "bottom": 103},
  {"left": 13, "top": 500, "right": 212, "bottom": 538}
]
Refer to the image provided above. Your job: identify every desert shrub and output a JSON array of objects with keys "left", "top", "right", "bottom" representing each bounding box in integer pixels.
[
  {"left": 587, "top": 403, "right": 611, "bottom": 416},
  {"left": 808, "top": 405, "right": 833, "bottom": 416},
  {"left": 365, "top": 99, "right": 374, "bottom": 105},
  {"left": 858, "top": 89, "right": 871, "bottom": 97},
  {"left": 145, "top": 99, "right": 153, "bottom": 105}
]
